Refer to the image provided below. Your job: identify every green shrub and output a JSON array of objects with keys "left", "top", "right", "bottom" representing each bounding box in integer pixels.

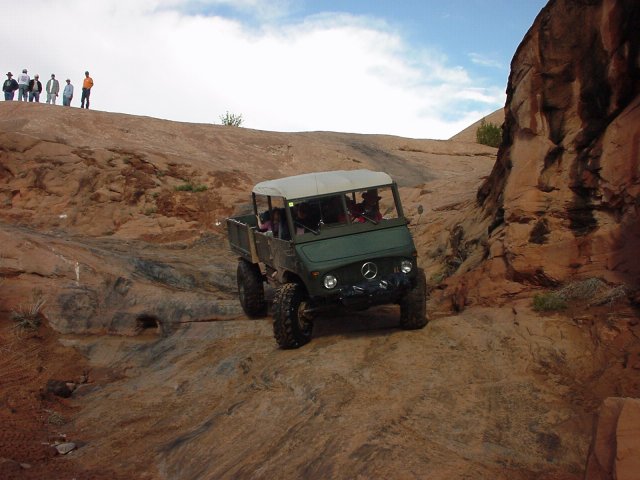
[
  {"left": 476, "top": 118, "right": 502, "bottom": 147},
  {"left": 220, "top": 111, "right": 243, "bottom": 127},
  {"left": 430, "top": 271, "right": 446, "bottom": 285},
  {"left": 532, "top": 293, "right": 567, "bottom": 312},
  {"left": 175, "top": 184, "right": 207, "bottom": 192}
]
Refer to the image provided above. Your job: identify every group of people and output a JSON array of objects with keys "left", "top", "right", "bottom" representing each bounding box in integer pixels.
[
  {"left": 3, "top": 69, "right": 94, "bottom": 108},
  {"left": 258, "top": 189, "right": 383, "bottom": 240}
]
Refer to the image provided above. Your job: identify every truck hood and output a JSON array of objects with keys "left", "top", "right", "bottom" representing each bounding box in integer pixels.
[{"left": 297, "top": 226, "right": 414, "bottom": 264}]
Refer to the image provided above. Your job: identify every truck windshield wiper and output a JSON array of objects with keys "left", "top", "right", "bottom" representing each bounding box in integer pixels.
[
  {"left": 296, "top": 222, "right": 320, "bottom": 235},
  {"left": 359, "top": 214, "right": 379, "bottom": 225}
]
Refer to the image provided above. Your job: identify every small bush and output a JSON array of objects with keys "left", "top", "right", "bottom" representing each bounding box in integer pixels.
[
  {"left": 175, "top": 184, "right": 207, "bottom": 192},
  {"left": 557, "top": 278, "right": 606, "bottom": 301},
  {"left": 220, "top": 111, "right": 243, "bottom": 127},
  {"left": 532, "top": 293, "right": 567, "bottom": 312},
  {"left": 12, "top": 293, "right": 46, "bottom": 330},
  {"left": 476, "top": 118, "right": 502, "bottom": 147},
  {"left": 533, "top": 278, "right": 626, "bottom": 313},
  {"left": 430, "top": 271, "right": 446, "bottom": 285},
  {"left": 559, "top": 278, "right": 626, "bottom": 306},
  {"left": 48, "top": 411, "right": 66, "bottom": 426}
]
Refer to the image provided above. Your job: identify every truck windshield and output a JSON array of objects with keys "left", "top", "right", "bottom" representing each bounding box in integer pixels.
[{"left": 290, "top": 185, "right": 398, "bottom": 237}]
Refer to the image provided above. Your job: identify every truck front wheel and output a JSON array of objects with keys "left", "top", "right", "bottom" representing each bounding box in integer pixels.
[
  {"left": 400, "top": 268, "right": 428, "bottom": 329},
  {"left": 237, "top": 259, "right": 267, "bottom": 317},
  {"left": 273, "top": 283, "right": 313, "bottom": 349}
]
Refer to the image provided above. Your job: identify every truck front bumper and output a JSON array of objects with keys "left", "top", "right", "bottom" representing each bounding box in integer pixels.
[{"left": 326, "top": 273, "right": 413, "bottom": 309}]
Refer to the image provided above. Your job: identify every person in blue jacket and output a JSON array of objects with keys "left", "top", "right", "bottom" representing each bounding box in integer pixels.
[
  {"left": 3, "top": 72, "right": 19, "bottom": 100},
  {"left": 62, "top": 79, "right": 74, "bottom": 106}
]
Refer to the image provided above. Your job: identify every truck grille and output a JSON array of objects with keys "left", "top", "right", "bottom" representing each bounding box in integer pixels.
[{"left": 333, "top": 258, "right": 399, "bottom": 285}]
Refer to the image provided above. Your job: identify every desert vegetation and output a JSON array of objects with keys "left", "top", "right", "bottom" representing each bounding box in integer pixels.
[
  {"left": 476, "top": 117, "right": 502, "bottom": 147},
  {"left": 220, "top": 111, "right": 244, "bottom": 127}
]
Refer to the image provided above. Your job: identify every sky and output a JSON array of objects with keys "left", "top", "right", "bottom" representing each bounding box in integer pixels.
[{"left": 2, "top": 0, "right": 547, "bottom": 139}]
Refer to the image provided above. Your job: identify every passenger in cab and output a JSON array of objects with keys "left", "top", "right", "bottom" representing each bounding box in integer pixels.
[
  {"left": 346, "top": 195, "right": 363, "bottom": 222},
  {"left": 321, "top": 196, "right": 348, "bottom": 224},
  {"left": 257, "top": 208, "right": 290, "bottom": 239},
  {"left": 357, "top": 189, "right": 383, "bottom": 222},
  {"left": 271, "top": 208, "right": 291, "bottom": 240},
  {"left": 294, "top": 202, "right": 318, "bottom": 234},
  {"left": 257, "top": 210, "right": 272, "bottom": 232}
]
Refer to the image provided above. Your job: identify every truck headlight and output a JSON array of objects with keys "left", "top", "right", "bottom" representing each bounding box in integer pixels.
[
  {"left": 323, "top": 275, "right": 337, "bottom": 289},
  {"left": 400, "top": 260, "right": 413, "bottom": 273}
]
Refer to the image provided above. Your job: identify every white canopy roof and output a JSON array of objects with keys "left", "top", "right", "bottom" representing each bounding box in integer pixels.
[{"left": 252, "top": 170, "right": 393, "bottom": 199}]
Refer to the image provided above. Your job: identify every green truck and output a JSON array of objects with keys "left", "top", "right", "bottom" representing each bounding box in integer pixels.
[{"left": 226, "top": 169, "right": 428, "bottom": 348}]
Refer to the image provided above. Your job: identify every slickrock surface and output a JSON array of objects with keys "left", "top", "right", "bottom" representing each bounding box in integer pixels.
[{"left": 1, "top": 1, "right": 639, "bottom": 478}]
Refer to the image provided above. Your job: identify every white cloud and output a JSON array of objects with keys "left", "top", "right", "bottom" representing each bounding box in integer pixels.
[
  {"left": 155, "top": 0, "right": 293, "bottom": 21},
  {"left": 2, "top": 0, "right": 505, "bottom": 139},
  {"left": 468, "top": 52, "right": 504, "bottom": 69}
]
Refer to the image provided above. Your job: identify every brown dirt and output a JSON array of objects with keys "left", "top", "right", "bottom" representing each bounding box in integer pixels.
[{"left": 0, "top": 315, "right": 127, "bottom": 480}]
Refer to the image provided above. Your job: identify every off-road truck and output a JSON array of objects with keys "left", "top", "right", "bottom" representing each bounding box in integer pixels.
[{"left": 226, "top": 169, "right": 427, "bottom": 349}]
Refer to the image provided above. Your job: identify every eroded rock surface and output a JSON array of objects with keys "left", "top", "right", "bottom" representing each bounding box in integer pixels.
[
  {"left": 1, "top": 1, "right": 639, "bottom": 478},
  {"left": 585, "top": 397, "right": 640, "bottom": 480},
  {"left": 62, "top": 304, "right": 633, "bottom": 479},
  {"left": 472, "top": 0, "right": 640, "bottom": 297}
]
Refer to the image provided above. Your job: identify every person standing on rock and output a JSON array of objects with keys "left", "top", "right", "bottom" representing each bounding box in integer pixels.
[
  {"left": 80, "top": 71, "right": 93, "bottom": 109},
  {"left": 62, "top": 79, "right": 73, "bottom": 106},
  {"left": 28, "top": 74, "right": 43, "bottom": 102},
  {"left": 16, "top": 69, "right": 29, "bottom": 101},
  {"left": 46, "top": 74, "right": 60, "bottom": 104},
  {"left": 3, "top": 72, "right": 19, "bottom": 101}
]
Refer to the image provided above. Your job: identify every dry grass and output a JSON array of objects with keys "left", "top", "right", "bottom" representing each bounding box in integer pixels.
[
  {"left": 47, "top": 411, "right": 66, "bottom": 426},
  {"left": 557, "top": 278, "right": 606, "bottom": 301},
  {"left": 12, "top": 292, "right": 46, "bottom": 331},
  {"left": 533, "top": 278, "right": 627, "bottom": 312}
]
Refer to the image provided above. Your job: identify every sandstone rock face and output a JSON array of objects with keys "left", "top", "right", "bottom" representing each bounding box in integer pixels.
[
  {"left": 475, "top": 0, "right": 640, "bottom": 296},
  {"left": 0, "top": 102, "right": 496, "bottom": 334},
  {"left": 585, "top": 397, "right": 640, "bottom": 480}
]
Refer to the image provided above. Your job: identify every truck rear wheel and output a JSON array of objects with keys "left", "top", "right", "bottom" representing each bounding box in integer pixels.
[
  {"left": 273, "top": 283, "right": 313, "bottom": 349},
  {"left": 237, "top": 259, "right": 267, "bottom": 317},
  {"left": 400, "top": 268, "right": 428, "bottom": 329}
]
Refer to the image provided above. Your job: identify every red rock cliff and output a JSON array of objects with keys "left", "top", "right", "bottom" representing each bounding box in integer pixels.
[{"left": 475, "top": 0, "right": 640, "bottom": 294}]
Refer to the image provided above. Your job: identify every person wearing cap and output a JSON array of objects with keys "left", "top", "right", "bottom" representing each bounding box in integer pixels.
[
  {"left": 357, "top": 189, "right": 383, "bottom": 222},
  {"left": 28, "top": 74, "right": 43, "bottom": 102},
  {"left": 80, "top": 70, "right": 93, "bottom": 109},
  {"left": 46, "top": 74, "right": 60, "bottom": 105},
  {"left": 17, "top": 69, "right": 29, "bottom": 101},
  {"left": 62, "top": 79, "right": 74, "bottom": 107},
  {"left": 3, "top": 72, "right": 19, "bottom": 101}
]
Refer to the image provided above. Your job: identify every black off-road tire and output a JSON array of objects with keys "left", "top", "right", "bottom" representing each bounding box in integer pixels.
[
  {"left": 399, "top": 268, "right": 428, "bottom": 329},
  {"left": 237, "top": 259, "right": 267, "bottom": 317},
  {"left": 273, "top": 283, "right": 313, "bottom": 349}
]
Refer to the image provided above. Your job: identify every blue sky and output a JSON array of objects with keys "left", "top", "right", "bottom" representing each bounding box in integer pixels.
[{"left": 3, "top": 0, "right": 547, "bottom": 139}]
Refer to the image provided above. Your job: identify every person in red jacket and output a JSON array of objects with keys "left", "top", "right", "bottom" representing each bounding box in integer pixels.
[{"left": 81, "top": 70, "right": 94, "bottom": 109}]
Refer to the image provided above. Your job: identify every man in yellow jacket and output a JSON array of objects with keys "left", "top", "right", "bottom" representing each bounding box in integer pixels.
[{"left": 81, "top": 71, "right": 94, "bottom": 109}]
